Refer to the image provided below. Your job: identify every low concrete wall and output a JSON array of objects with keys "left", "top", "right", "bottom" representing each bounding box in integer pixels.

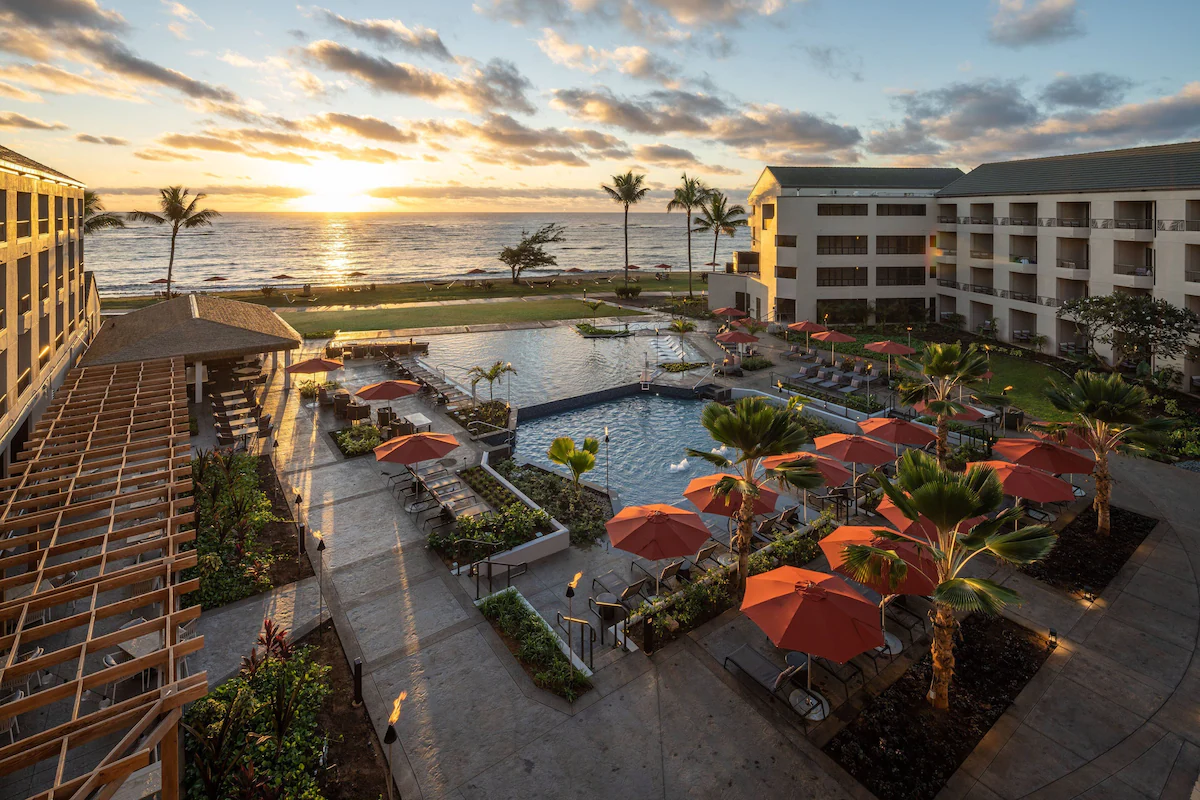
[
  {"left": 729, "top": 387, "right": 887, "bottom": 433},
  {"left": 518, "top": 382, "right": 700, "bottom": 421},
  {"left": 474, "top": 586, "right": 593, "bottom": 677}
]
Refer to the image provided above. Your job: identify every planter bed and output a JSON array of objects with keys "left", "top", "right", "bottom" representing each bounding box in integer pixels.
[
  {"left": 448, "top": 400, "right": 511, "bottom": 437},
  {"left": 458, "top": 465, "right": 522, "bottom": 510},
  {"left": 478, "top": 587, "right": 593, "bottom": 701},
  {"left": 576, "top": 322, "right": 632, "bottom": 338},
  {"left": 258, "top": 455, "right": 315, "bottom": 587},
  {"left": 1020, "top": 505, "right": 1158, "bottom": 594},
  {"left": 427, "top": 503, "right": 554, "bottom": 566},
  {"left": 329, "top": 424, "right": 382, "bottom": 459},
  {"left": 824, "top": 614, "right": 1053, "bottom": 800},
  {"left": 492, "top": 460, "right": 613, "bottom": 547}
]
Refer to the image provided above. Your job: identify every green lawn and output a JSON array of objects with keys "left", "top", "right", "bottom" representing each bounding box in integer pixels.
[{"left": 281, "top": 299, "right": 645, "bottom": 335}]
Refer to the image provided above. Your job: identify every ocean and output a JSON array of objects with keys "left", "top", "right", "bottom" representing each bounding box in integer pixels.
[{"left": 85, "top": 212, "right": 750, "bottom": 296}]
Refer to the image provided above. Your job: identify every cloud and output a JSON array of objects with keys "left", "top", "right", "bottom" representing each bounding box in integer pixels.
[
  {"left": 988, "top": 0, "right": 1083, "bottom": 48},
  {"left": 307, "top": 112, "right": 417, "bottom": 143},
  {"left": 314, "top": 8, "right": 452, "bottom": 61},
  {"left": 802, "top": 45, "right": 863, "bottom": 82},
  {"left": 133, "top": 148, "right": 201, "bottom": 162},
  {"left": 0, "top": 111, "right": 66, "bottom": 129},
  {"left": 95, "top": 184, "right": 310, "bottom": 199},
  {"left": 631, "top": 142, "right": 736, "bottom": 173},
  {"left": 0, "top": 63, "right": 142, "bottom": 101},
  {"left": 157, "top": 133, "right": 314, "bottom": 164},
  {"left": 709, "top": 105, "right": 862, "bottom": 160},
  {"left": 369, "top": 183, "right": 618, "bottom": 203},
  {"left": 219, "top": 51, "right": 336, "bottom": 99},
  {"left": 0, "top": 0, "right": 125, "bottom": 32},
  {"left": 1041, "top": 72, "right": 1133, "bottom": 109},
  {"left": 67, "top": 29, "right": 239, "bottom": 101},
  {"left": 158, "top": 127, "right": 406, "bottom": 164},
  {"left": 536, "top": 28, "right": 682, "bottom": 86},
  {"left": 895, "top": 79, "right": 1042, "bottom": 141},
  {"left": 304, "top": 40, "right": 534, "bottom": 114},
  {"left": 476, "top": 0, "right": 795, "bottom": 30},
  {"left": 0, "top": 80, "right": 40, "bottom": 102},
  {"left": 162, "top": 1, "right": 210, "bottom": 39},
  {"left": 551, "top": 86, "right": 727, "bottom": 134},
  {"left": 866, "top": 118, "right": 941, "bottom": 156},
  {"left": 75, "top": 132, "right": 128, "bottom": 145},
  {"left": 411, "top": 113, "right": 630, "bottom": 167}
]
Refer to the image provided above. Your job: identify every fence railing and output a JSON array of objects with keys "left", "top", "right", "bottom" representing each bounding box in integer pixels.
[
  {"left": 1158, "top": 219, "right": 1200, "bottom": 232},
  {"left": 1056, "top": 258, "right": 1088, "bottom": 270},
  {"left": 1091, "top": 218, "right": 1153, "bottom": 230},
  {"left": 1039, "top": 217, "right": 1089, "bottom": 228}
]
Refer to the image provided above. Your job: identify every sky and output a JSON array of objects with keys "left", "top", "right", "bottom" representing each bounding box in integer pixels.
[{"left": 1, "top": 0, "right": 1199, "bottom": 212}]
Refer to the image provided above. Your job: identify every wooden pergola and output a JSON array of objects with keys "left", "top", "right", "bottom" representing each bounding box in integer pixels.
[{"left": 0, "top": 357, "right": 206, "bottom": 799}]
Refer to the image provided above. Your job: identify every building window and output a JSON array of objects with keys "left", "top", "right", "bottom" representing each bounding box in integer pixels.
[
  {"left": 761, "top": 203, "right": 774, "bottom": 231},
  {"left": 37, "top": 194, "right": 49, "bottom": 235},
  {"left": 816, "top": 267, "right": 868, "bottom": 286},
  {"left": 877, "top": 267, "right": 927, "bottom": 286},
  {"left": 876, "top": 235, "right": 927, "bottom": 255},
  {"left": 0, "top": 189, "right": 5, "bottom": 239},
  {"left": 817, "top": 235, "right": 867, "bottom": 255},
  {"left": 816, "top": 298, "right": 870, "bottom": 324},
  {"left": 16, "top": 192, "right": 31, "bottom": 238},
  {"left": 54, "top": 196, "right": 64, "bottom": 232},
  {"left": 877, "top": 204, "right": 927, "bottom": 216},
  {"left": 775, "top": 265, "right": 797, "bottom": 279},
  {"left": 67, "top": 196, "right": 76, "bottom": 230},
  {"left": 818, "top": 203, "right": 867, "bottom": 216},
  {"left": 775, "top": 234, "right": 797, "bottom": 247}
]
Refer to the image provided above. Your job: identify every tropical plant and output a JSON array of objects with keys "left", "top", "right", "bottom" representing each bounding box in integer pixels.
[
  {"left": 498, "top": 223, "right": 565, "bottom": 285},
  {"left": 668, "top": 318, "right": 696, "bottom": 333},
  {"left": 601, "top": 170, "right": 650, "bottom": 287},
  {"left": 1042, "top": 371, "right": 1173, "bottom": 536},
  {"left": 467, "top": 360, "right": 517, "bottom": 403},
  {"left": 1029, "top": 333, "right": 1049, "bottom": 353},
  {"left": 666, "top": 173, "right": 712, "bottom": 299},
  {"left": 898, "top": 343, "right": 990, "bottom": 464},
  {"left": 685, "top": 397, "right": 823, "bottom": 596},
  {"left": 841, "top": 450, "right": 1056, "bottom": 709},
  {"left": 584, "top": 299, "right": 604, "bottom": 321},
  {"left": 82, "top": 190, "right": 125, "bottom": 234},
  {"left": 691, "top": 190, "right": 747, "bottom": 275},
  {"left": 1059, "top": 293, "right": 1200, "bottom": 368},
  {"left": 546, "top": 436, "right": 599, "bottom": 510},
  {"left": 127, "top": 187, "right": 220, "bottom": 297}
]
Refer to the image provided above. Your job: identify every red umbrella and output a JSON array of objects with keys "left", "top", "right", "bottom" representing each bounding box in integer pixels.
[
  {"left": 684, "top": 474, "right": 778, "bottom": 517},
  {"left": 1033, "top": 427, "right": 1091, "bottom": 451},
  {"left": 349, "top": 270, "right": 368, "bottom": 277},
  {"left": 203, "top": 275, "right": 227, "bottom": 282},
  {"left": 857, "top": 417, "right": 937, "bottom": 452},
  {"left": 876, "top": 495, "right": 987, "bottom": 544},
  {"left": 968, "top": 461, "right": 1076, "bottom": 504},
  {"left": 787, "top": 320, "right": 826, "bottom": 349},
  {"left": 653, "top": 263, "right": 672, "bottom": 270},
  {"left": 713, "top": 307, "right": 748, "bottom": 319},
  {"left": 466, "top": 268, "right": 487, "bottom": 274},
  {"left": 606, "top": 504, "right": 710, "bottom": 561},
  {"left": 375, "top": 432, "right": 459, "bottom": 465},
  {"left": 761, "top": 452, "right": 852, "bottom": 486},
  {"left": 811, "top": 329, "right": 855, "bottom": 362},
  {"left": 820, "top": 526, "right": 938, "bottom": 597},
  {"left": 355, "top": 380, "right": 421, "bottom": 401},
  {"left": 273, "top": 273, "right": 296, "bottom": 280},
  {"left": 625, "top": 264, "right": 640, "bottom": 270},
  {"left": 566, "top": 267, "right": 585, "bottom": 273},
  {"left": 285, "top": 357, "right": 344, "bottom": 374},
  {"left": 814, "top": 434, "right": 895, "bottom": 467},
  {"left": 993, "top": 438, "right": 1094, "bottom": 475},
  {"left": 705, "top": 261, "right": 720, "bottom": 267},
  {"left": 149, "top": 278, "right": 170, "bottom": 285},
  {"left": 864, "top": 340, "right": 915, "bottom": 376},
  {"left": 912, "top": 400, "right": 986, "bottom": 423},
  {"left": 741, "top": 567, "right": 883, "bottom": 662},
  {"left": 715, "top": 330, "right": 759, "bottom": 345}
]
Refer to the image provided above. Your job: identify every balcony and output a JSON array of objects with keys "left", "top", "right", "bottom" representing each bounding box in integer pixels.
[
  {"left": 997, "top": 289, "right": 1062, "bottom": 307},
  {"left": 933, "top": 248, "right": 957, "bottom": 260},
  {"left": 1186, "top": 270, "right": 1200, "bottom": 283},
  {"left": 775, "top": 266, "right": 797, "bottom": 279},
  {"left": 958, "top": 216, "right": 994, "bottom": 226},
  {"left": 965, "top": 283, "right": 997, "bottom": 297},
  {"left": 996, "top": 217, "right": 1037, "bottom": 227},
  {"left": 1159, "top": 219, "right": 1200, "bottom": 233},
  {"left": 1040, "top": 217, "right": 1091, "bottom": 235},
  {"left": 1113, "top": 262, "right": 1155, "bottom": 289},
  {"left": 936, "top": 279, "right": 963, "bottom": 290},
  {"left": 1056, "top": 258, "right": 1088, "bottom": 270},
  {"left": 16, "top": 220, "right": 31, "bottom": 239},
  {"left": 1007, "top": 256, "right": 1038, "bottom": 274},
  {"left": 969, "top": 250, "right": 994, "bottom": 260},
  {"left": 1092, "top": 217, "right": 1155, "bottom": 241},
  {"left": 937, "top": 215, "right": 957, "bottom": 224}
]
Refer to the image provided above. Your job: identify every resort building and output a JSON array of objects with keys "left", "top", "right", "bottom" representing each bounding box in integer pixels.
[
  {"left": 0, "top": 146, "right": 100, "bottom": 468},
  {"left": 708, "top": 166, "right": 964, "bottom": 327}
]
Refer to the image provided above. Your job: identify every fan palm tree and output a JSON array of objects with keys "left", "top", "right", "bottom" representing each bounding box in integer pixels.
[
  {"left": 127, "top": 187, "right": 220, "bottom": 297},
  {"left": 691, "top": 191, "right": 746, "bottom": 274},
  {"left": 686, "top": 397, "right": 823, "bottom": 596},
  {"left": 899, "top": 343, "right": 990, "bottom": 464},
  {"left": 466, "top": 360, "right": 517, "bottom": 404},
  {"left": 1042, "top": 371, "right": 1173, "bottom": 536},
  {"left": 667, "top": 174, "right": 712, "bottom": 299},
  {"left": 842, "top": 450, "right": 1056, "bottom": 710},
  {"left": 601, "top": 171, "right": 650, "bottom": 287},
  {"left": 547, "top": 436, "right": 599, "bottom": 510},
  {"left": 82, "top": 190, "right": 125, "bottom": 235}
]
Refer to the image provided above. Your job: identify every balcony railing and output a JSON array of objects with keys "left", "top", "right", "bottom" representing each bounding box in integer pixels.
[
  {"left": 966, "top": 217, "right": 994, "bottom": 225},
  {"left": 1186, "top": 270, "right": 1200, "bottom": 283},
  {"left": 1056, "top": 258, "right": 1089, "bottom": 270},
  {"left": 934, "top": 248, "right": 957, "bottom": 257},
  {"left": 1113, "top": 263, "right": 1154, "bottom": 278},
  {"left": 1040, "top": 217, "right": 1089, "bottom": 228},
  {"left": 1158, "top": 219, "right": 1200, "bottom": 232},
  {"left": 1091, "top": 217, "right": 1153, "bottom": 230},
  {"left": 876, "top": 276, "right": 927, "bottom": 287},
  {"left": 775, "top": 266, "right": 797, "bottom": 279},
  {"left": 1009, "top": 256, "right": 1037, "bottom": 265},
  {"left": 937, "top": 215, "right": 957, "bottom": 224},
  {"left": 16, "top": 220, "right": 30, "bottom": 238},
  {"left": 966, "top": 283, "right": 996, "bottom": 296},
  {"left": 996, "top": 217, "right": 1037, "bottom": 226},
  {"left": 936, "top": 279, "right": 962, "bottom": 290},
  {"left": 969, "top": 250, "right": 994, "bottom": 259},
  {"left": 998, "top": 288, "right": 1037, "bottom": 303}
]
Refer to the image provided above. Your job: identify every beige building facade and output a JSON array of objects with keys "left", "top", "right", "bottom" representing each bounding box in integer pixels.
[{"left": 0, "top": 145, "right": 101, "bottom": 466}]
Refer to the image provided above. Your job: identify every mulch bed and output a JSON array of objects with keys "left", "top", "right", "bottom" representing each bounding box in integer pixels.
[
  {"left": 824, "top": 614, "right": 1052, "bottom": 800},
  {"left": 1021, "top": 505, "right": 1158, "bottom": 594},
  {"left": 256, "top": 455, "right": 315, "bottom": 587},
  {"left": 300, "top": 621, "right": 397, "bottom": 800}
]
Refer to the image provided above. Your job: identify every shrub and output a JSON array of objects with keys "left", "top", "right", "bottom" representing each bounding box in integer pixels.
[
  {"left": 576, "top": 322, "right": 626, "bottom": 336},
  {"left": 427, "top": 503, "right": 551, "bottom": 563},
  {"left": 613, "top": 285, "right": 642, "bottom": 299},
  {"left": 668, "top": 318, "right": 697, "bottom": 333},
  {"left": 332, "top": 425, "right": 381, "bottom": 457},
  {"left": 659, "top": 361, "right": 708, "bottom": 373},
  {"left": 297, "top": 379, "right": 338, "bottom": 399},
  {"left": 301, "top": 330, "right": 337, "bottom": 340},
  {"left": 259, "top": 285, "right": 275, "bottom": 297},
  {"left": 653, "top": 298, "right": 713, "bottom": 319},
  {"left": 492, "top": 460, "right": 609, "bottom": 546},
  {"left": 448, "top": 400, "right": 509, "bottom": 433},
  {"left": 740, "top": 355, "right": 773, "bottom": 371},
  {"left": 478, "top": 588, "right": 591, "bottom": 701}
]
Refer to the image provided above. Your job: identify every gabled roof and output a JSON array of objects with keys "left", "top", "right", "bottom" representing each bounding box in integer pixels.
[
  {"left": 0, "top": 144, "right": 80, "bottom": 184},
  {"left": 84, "top": 295, "right": 302, "bottom": 365},
  {"left": 937, "top": 141, "right": 1200, "bottom": 197},
  {"left": 764, "top": 166, "right": 964, "bottom": 191}
]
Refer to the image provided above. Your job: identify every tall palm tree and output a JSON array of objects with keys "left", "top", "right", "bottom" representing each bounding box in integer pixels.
[
  {"left": 600, "top": 171, "right": 650, "bottom": 288},
  {"left": 466, "top": 360, "right": 517, "bottom": 404},
  {"left": 1043, "top": 371, "right": 1173, "bottom": 536},
  {"left": 547, "top": 436, "right": 599, "bottom": 510},
  {"left": 686, "top": 397, "right": 823, "bottom": 596},
  {"left": 899, "top": 343, "right": 990, "bottom": 464},
  {"left": 666, "top": 174, "right": 712, "bottom": 299},
  {"left": 691, "top": 191, "right": 746, "bottom": 274},
  {"left": 842, "top": 450, "right": 1056, "bottom": 710},
  {"left": 128, "top": 187, "right": 220, "bottom": 297},
  {"left": 82, "top": 190, "right": 125, "bottom": 235}
]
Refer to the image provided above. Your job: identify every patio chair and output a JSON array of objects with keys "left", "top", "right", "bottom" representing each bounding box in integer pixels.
[
  {"left": 723, "top": 645, "right": 817, "bottom": 716},
  {"left": 885, "top": 601, "right": 926, "bottom": 639},
  {"left": 591, "top": 572, "right": 649, "bottom": 610},
  {"left": 841, "top": 377, "right": 865, "bottom": 395},
  {"left": 681, "top": 541, "right": 722, "bottom": 580},
  {"left": 0, "top": 690, "right": 23, "bottom": 744},
  {"left": 812, "top": 655, "right": 865, "bottom": 696},
  {"left": 632, "top": 560, "right": 683, "bottom": 596},
  {"left": 1, "top": 647, "right": 44, "bottom": 696}
]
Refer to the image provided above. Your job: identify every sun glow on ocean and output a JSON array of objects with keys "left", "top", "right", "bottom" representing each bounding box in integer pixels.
[{"left": 285, "top": 159, "right": 400, "bottom": 212}]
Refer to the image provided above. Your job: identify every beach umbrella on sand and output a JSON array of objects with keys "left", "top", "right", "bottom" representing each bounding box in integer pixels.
[
  {"left": 149, "top": 278, "right": 170, "bottom": 285},
  {"left": 811, "top": 329, "right": 855, "bottom": 363},
  {"left": 787, "top": 320, "right": 826, "bottom": 349},
  {"left": 625, "top": 264, "right": 640, "bottom": 270},
  {"left": 705, "top": 261, "right": 720, "bottom": 270},
  {"left": 203, "top": 275, "right": 227, "bottom": 282},
  {"left": 607, "top": 505, "right": 710, "bottom": 592},
  {"left": 272, "top": 273, "right": 296, "bottom": 280},
  {"left": 466, "top": 268, "right": 487, "bottom": 275},
  {"left": 566, "top": 267, "right": 586, "bottom": 273},
  {"left": 864, "top": 340, "right": 916, "bottom": 377},
  {"left": 857, "top": 417, "right": 937, "bottom": 455},
  {"left": 653, "top": 263, "right": 672, "bottom": 270},
  {"left": 348, "top": 270, "right": 368, "bottom": 277},
  {"left": 713, "top": 307, "right": 748, "bottom": 319}
]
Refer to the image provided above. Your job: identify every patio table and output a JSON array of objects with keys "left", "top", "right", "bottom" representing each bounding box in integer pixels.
[
  {"left": 784, "top": 651, "right": 829, "bottom": 720},
  {"left": 118, "top": 622, "right": 161, "bottom": 662},
  {"left": 404, "top": 412, "right": 433, "bottom": 433},
  {"left": 215, "top": 406, "right": 256, "bottom": 421}
]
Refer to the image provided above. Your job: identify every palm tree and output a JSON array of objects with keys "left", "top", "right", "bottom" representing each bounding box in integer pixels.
[
  {"left": 1043, "top": 371, "right": 1173, "bottom": 536},
  {"left": 547, "top": 436, "right": 599, "bottom": 510},
  {"left": 842, "top": 450, "right": 1056, "bottom": 709},
  {"left": 691, "top": 191, "right": 746, "bottom": 275},
  {"left": 666, "top": 174, "right": 712, "bottom": 299},
  {"left": 127, "top": 187, "right": 220, "bottom": 297},
  {"left": 899, "top": 343, "right": 990, "bottom": 464},
  {"left": 686, "top": 397, "right": 823, "bottom": 596},
  {"left": 600, "top": 171, "right": 650, "bottom": 287},
  {"left": 466, "top": 360, "right": 517, "bottom": 404},
  {"left": 82, "top": 190, "right": 125, "bottom": 235}
]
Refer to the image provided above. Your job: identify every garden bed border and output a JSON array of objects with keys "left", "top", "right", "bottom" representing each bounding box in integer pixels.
[{"left": 475, "top": 585, "right": 594, "bottom": 677}]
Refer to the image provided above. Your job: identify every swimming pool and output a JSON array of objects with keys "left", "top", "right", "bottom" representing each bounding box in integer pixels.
[{"left": 421, "top": 326, "right": 710, "bottom": 408}]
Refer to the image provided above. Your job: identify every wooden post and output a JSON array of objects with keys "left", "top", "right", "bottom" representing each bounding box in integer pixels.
[
  {"left": 193, "top": 360, "right": 203, "bottom": 403},
  {"left": 161, "top": 721, "right": 180, "bottom": 800}
]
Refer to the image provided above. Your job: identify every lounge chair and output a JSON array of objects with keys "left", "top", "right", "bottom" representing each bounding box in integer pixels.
[
  {"left": 723, "top": 645, "right": 816, "bottom": 714},
  {"left": 681, "top": 541, "right": 722, "bottom": 579},
  {"left": 591, "top": 572, "right": 649, "bottom": 610},
  {"left": 632, "top": 560, "right": 682, "bottom": 596}
]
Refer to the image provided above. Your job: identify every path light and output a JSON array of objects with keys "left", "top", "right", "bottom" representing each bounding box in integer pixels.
[
  {"left": 1001, "top": 385, "right": 1014, "bottom": 431},
  {"left": 906, "top": 326, "right": 913, "bottom": 348},
  {"left": 565, "top": 572, "right": 583, "bottom": 661},
  {"left": 603, "top": 427, "right": 610, "bottom": 498},
  {"left": 315, "top": 532, "right": 326, "bottom": 626},
  {"left": 384, "top": 691, "right": 407, "bottom": 800},
  {"left": 294, "top": 493, "right": 305, "bottom": 556},
  {"left": 1049, "top": 628, "right": 1058, "bottom": 650}
]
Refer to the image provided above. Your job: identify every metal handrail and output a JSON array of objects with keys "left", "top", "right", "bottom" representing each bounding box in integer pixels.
[
  {"left": 588, "top": 597, "right": 628, "bottom": 649},
  {"left": 556, "top": 612, "right": 595, "bottom": 670},
  {"left": 471, "top": 557, "right": 528, "bottom": 600}
]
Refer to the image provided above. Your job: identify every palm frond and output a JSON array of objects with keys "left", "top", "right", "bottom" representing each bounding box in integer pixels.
[
  {"left": 841, "top": 544, "right": 910, "bottom": 593},
  {"left": 933, "top": 577, "right": 1021, "bottom": 615}
]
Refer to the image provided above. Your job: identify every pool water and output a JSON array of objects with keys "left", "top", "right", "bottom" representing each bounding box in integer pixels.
[
  {"left": 421, "top": 326, "right": 709, "bottom": 408},
  {"left": 513, "top": 395, "right": 725, "bottom": 509}
]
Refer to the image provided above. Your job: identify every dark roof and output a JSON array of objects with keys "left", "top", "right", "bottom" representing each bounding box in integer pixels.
[
  {"left": 937, "top": 141, "right": 1200, "bottom": 197},
  {"left": 764, "top": 166, "right": 964, "bottom": 190},
  {"left": 84, "top": 295, "right": 302, "bottom": 366},
  {"left": 0, "top": 144, "right": 80, "bottom": 184}
]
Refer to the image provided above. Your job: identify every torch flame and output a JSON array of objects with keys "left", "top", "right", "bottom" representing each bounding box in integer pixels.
[
  {"left": 568, "top": 571, "right": 582, "bottom": 589},
  {"left": 389, "top": 691, "right": 407, "bottom": 725},
  {"left": 312, "top": 529, "right": 323, "bottom": 541}
]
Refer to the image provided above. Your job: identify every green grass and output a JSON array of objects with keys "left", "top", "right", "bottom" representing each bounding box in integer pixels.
[
  {"left": 281, "top": 299, "right": 644, "bottom": 335},
  {"left": 100, "top": 274, "right": 703, "bottom": 310}
]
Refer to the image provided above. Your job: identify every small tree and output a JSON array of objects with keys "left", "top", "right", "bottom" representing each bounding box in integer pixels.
[
  {"left": 128, "top": 187, "right": 220, "bottom": 297},
  {"left": 547, "top": 436, "right": 599, "bottom": 509},
  {"left": 467, "top": 360, "right": 517, "bottom": 404},
  {"left": 601, "top": 171, "right": 650, "bottom": 287},
  {"left": 1059, "top": 294, "right": 1199, "bottom": 368},
  {"left": 666, "top": 174, "right": 712, "bottom": 299},
  {"left": 82, "top": 190, "right": 125, "bottom": 234},
  {"left": 691, "top": 190, "right": 747, "bottom": 275},
  {"left": 899, "top": 343, "right": 990, "bottom": 464},
  {"left": 498, "top": 223, "right": 565, "bottom": 285}
]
